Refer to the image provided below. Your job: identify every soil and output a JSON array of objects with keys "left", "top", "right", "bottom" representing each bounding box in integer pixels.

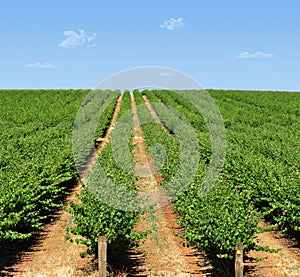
[
  {"left": 127, "top": 94, "right": 213, "bottom": 276},
  {"left": 142, "top": 95, "right": 169, "bottom": 134},
  {"left": 3, "top": 200, "right": 96, "bottom": 276},
  {"left": 245, "top": 220, "right": 300, "bottom": 276}
]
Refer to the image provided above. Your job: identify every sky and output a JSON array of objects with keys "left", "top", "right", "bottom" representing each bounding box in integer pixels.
[{"left": 0, "top": 0, "right": 299, "bottom": 91}]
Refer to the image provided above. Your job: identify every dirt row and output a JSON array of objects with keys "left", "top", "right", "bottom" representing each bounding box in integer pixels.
[
  {"left": 245, "top": 220, "right": 300, "bottom": 276},
  {"left": 127, "top": 94, "right": 213, "bottom": 276}
]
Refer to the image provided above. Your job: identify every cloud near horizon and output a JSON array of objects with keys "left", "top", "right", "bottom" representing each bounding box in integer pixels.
[
  {"left": 26, "top": 62, "right": 56, "bottom": 69},
  {"left": 234, "top": 51, "right": 274, "bottom": 59},
  {"left": 160, "top": 17, "right": 185, "bottom": 30},
  {"left": 58, "top": 29, "right": 97, "bottom": 49}
]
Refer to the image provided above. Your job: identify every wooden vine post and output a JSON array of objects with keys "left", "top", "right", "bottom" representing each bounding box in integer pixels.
[
  {"left": 235, "top": 242, "right": 244, "bottom": 277},
  {"left": 98, "top": 236, "right": 107, "bottom": 277}
]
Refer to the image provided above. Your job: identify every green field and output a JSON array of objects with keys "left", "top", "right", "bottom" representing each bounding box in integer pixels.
[
  {"left": 1, "top": 89, "right": 299, "bottom": 261},
  {"left": 141, "top": 89, "right": 300, "bottom": 258}
]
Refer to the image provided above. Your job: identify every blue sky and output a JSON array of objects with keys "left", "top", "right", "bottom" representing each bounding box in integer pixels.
[{"left": 1, "top": 0, "right": 299, "bottom": 91}]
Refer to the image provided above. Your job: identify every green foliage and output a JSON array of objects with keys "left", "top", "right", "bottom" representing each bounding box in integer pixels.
[
  {"left": 72, "top": 90, "right": 120, "bottom": 170},
  {"left": 0, "top": 90, "right": 89, "bottom": 242},
  {"left": 1, "top": 88, "right": 299, "bottom": 262},
  {"left": 142, "top": 89, "right": 300, "bottom": 260},
  {"left": 209, "top": 90, "right": 300, "bottom": 234}
]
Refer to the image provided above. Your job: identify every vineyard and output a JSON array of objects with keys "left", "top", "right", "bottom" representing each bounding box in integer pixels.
[
  {"left": 0, "top": 89, "right": 299, "bottom": 275},
  {"left": 141, "top": 89, "right": 300, "bottom": 257},
  {"left": 0, "top": 90, "right": 88, "bottom": 242}
]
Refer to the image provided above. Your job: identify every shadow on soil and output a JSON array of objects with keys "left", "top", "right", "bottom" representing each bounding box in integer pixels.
[
  {"left": 108, "top": 245, "right": 235, "bottom": 277},
  {"left": 202, "top": 255, "right": 235, "bottom": 277},
  {"left": 108, "top": 247, "right": 148, "bottom": 277},
  {"left": 0, "top": 177, "right": 77, "bottom": 276}
]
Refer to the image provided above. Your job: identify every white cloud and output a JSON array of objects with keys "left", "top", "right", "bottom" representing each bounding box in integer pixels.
[
  {"left": 26, "top": 62, "right": 56, "bottom": 69},
  {"left": 58, "top": 29, "right": 97, "bottom": 49},
  {"left": 160, "top": 17, "right": 185, "bottom": 31},
  {"left": 234, "top": 51, "right": 274, "bottom": 59}
]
